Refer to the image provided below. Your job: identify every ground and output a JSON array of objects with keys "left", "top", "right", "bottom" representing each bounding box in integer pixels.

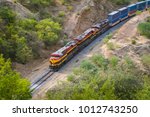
[{"left": 30, "top": 11, "right": 150, "bottom": 99}]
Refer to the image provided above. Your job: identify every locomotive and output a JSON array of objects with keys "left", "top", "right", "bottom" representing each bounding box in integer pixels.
[{"left": 49, "top": 0, "right": 150, "bottom": 71}]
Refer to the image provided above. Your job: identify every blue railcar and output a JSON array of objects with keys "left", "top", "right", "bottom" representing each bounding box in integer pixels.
[
  {"left": 127, "top": 4, "right": 137, "bottom": 16},
  {"left": 118, "top": 7, "right": 128, "bottom": 21},
  {"left": 108, "top": 11, "right": 120, "bottom": 26},
  {"left": 146, "top": 0, "right": 150, "bottom": 8},
  {"left": 136, "top": 1, "right": 146, "bottom": 11}
]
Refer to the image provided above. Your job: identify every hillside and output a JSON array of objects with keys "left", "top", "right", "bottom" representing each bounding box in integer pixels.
[
  {"left": 0, "top": 0, "right": 149, "bottom": 100},
  {"left": 0, "top": 0, "right": 138, "bottom": 76},
  {"left": 46, "top": 11, "right": 150, "bottom": 100}
]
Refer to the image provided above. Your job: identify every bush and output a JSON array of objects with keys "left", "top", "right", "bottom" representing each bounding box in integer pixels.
[
  {"left": 111, "top": 0, "right": 130, "bottom": 5},
  {"left": 103, "top": 33, "right": 113, "bottom": 44},
  {"left": 107, "top": 42, "right": 116, "bottom": 50},
  {"left": 58, "top": 11, "right": 66, "bottom": 17},
  {"left": 47, "top": 55, "right": 149, "bottom": 100},
  {"left": 35, "top": 18, "right": 62, "bottom": 46},
  {"left": 141, "top": 54, "right": 150, "bottom": 69},
  {"left": 0, "top": 55, "right": 31, "bottom": 99},
  {"left": 138, "top": 22, "right": 150, "bottom": 39},
  {"left": 131, "top": 40, "right": 136, "bottom": 45}
]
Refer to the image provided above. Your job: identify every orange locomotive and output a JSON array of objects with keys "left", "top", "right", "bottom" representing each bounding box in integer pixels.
[{"left": 49, "top": 27, "right": 99, "bottom": 70}]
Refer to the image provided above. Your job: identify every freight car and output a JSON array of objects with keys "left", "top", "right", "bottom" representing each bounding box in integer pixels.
[
  {"left": 108, "top": 11, "right": 120, "bottom": 26},
  {"left": 49, "top": 0, "right": 149, "bottom": 71},
  {"left": 137, "top": 1, "right": 146, "bottom": 11},
  {"left": 146, "top": 0, "right": 150, "bottom": 8},
  {"left": 127, "top": 4, "right": 137, "bottom": 16}
]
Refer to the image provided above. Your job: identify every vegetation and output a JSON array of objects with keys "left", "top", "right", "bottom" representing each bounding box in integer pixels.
[
  {"left": 0, "top": 55, "right": 31, "bottom": 99},
  {"left": 138, "top": 17, "right": 150, "bottom": 39},
  {"left": 141, "top": 54, "right": 150, "bottom": 70},
  {"left": 0, "top": 7, "right": 62, "bottom": 64},
  {"left": 111, "top": 0, "right": 130, "bottom": 5},
  {"left": 35, "top": 19, "right": 62, "bottom": 46},
  {"left": 47, "top": 55, "right": 150, "bottom": 100},
  {"left": 103, "top": 33, "right": 113, "bottom": 44}
]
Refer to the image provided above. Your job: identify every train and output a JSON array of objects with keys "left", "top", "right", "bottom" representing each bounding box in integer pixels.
[{"left": 49, "top": 0, "right": 150, "bottom": 71}]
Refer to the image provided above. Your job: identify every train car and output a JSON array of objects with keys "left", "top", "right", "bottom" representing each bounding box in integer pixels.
[
  {"left": 73, "top": 28, "right": 99, "bottom": 48},
  {"left": 146, "top": 0, "right": 150, "bottom": 8},
  {"left": 108, "top": 11, "right": 120, "bottom": 26},
  {"left": 127, "top": 4, "right": 137, "bottom": 16},
  {"left": 136, "top": 1, "right": 146, "bottom": 11},
  {"left": 49, "top": 41, "right": 77, "bottom": 70},
  {"left": 118, "top": 7, "right": 128, "bottom": 21},
  {"left": 92, "top": 19, "right": 110, "bottom": 34}
]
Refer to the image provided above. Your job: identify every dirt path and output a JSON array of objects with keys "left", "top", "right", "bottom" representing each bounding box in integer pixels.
[{"left": 31, "top": 11, "right": 150, "bottom": 99}]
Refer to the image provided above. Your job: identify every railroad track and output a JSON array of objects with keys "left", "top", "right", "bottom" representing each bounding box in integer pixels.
[{"left": 30, "top": 70, "right": 54, "bottom": 92}]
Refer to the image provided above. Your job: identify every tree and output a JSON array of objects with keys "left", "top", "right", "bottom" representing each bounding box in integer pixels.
[
  {"left": 35, "top": 18, "right": 62, "bottom": 46},
  {"left": 0, "top": 55, "right": 31, "bottom": 99},
  {"left": 16, "top": 37, "right": 33, "bottom": 64},
  {"left": 47, "top": 55, "right": 149, "bottom": 100},
  {"left": 0, "top": 7, "right": 16, "bottom": 24}
]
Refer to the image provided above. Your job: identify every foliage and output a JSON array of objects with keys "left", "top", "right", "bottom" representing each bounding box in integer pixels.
[
  {"left": 0, "top": 55, "right": 31, "bottom": 99},
  {"left": 47, "top": 55, "right": 150, "bottom": 100},
  {"left": 0, "top": 6, "right": 62, "bottom": 63},
  {"left": 35, "top": 18, "right": 62, "bottom": 46},
  {"left": 107, "top": 42, "right": 116, "bottom": 50},
  {"left": 138, "top": 22, "right": 150, "bottom": 39},
  {"left": 131, "top": 40, "right": 136, "bottom": 45},
  {"left": 16, "top": 37, "right": 33, "bottom": 64},
  {"left": 141, "top": 54, "right": 150, "bottom": 69},
  {"left": 103, "top": 33, "right": 113, "bottom": 44},
  {"left": 111, "top": 0, "right": 130, "bottom": 5}
]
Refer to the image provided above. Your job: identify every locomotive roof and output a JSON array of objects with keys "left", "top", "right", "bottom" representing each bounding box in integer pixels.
[
  {"left": 92, "top": 19, "right": 109, "bottom": 28},
  {"left": 108, "top": 11, "right": 119, "bottom": 15},
  {"left": 75, "top": 28, "right": 95, "bottom": 41},
  {"left": 51, "top": 41, "right": 76, "bottom": 57}
]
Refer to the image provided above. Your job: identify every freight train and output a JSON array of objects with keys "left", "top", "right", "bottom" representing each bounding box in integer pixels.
[{"left": 49, "top": 0, "right": 150, "bottom": 71}]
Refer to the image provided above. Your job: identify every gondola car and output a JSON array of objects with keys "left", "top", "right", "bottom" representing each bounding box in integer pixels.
[
  {"left": 108, "top": 11, "right": 120, "bottom": 26},
  {"left": 136, "top": 1, "right": 146, "bottom": 11},
  {"left": 127, "top": 4, "right": 137, "bottom": 16},
  {"left": 146, "top": 0, "right": 150, "bottom": 9},
  {"left": 92, "top": 19, "right": 110, "bottom": 34},
  {"left": 49, "top": 41, "right": 77, "bottom": 70},
  {"left": 119, "top": 7, "right": 128, "bottom": 21}
]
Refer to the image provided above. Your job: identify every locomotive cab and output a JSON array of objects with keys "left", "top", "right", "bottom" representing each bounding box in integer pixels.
[{"left": 49, "top": 41, "right": 77, "bottom": 70}]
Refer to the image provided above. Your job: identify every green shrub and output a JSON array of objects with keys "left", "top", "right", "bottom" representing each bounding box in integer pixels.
[
  {"left": 138, "top": 22, "right": 150, "bottom": 39},
  {"left": 103, "top": 33, "right": 113, "bottom": 44},
  {"left": 107, "top": 42, "right": 116, "bottom": 50},
  {"left": 111, "top": 0, "right": 130, "bottom": 5},
  {"left": 141, "top": 54, "right": 150, "bottom": 69},
  {"left": 58, "top": 11, "right": 66, "bottom": 17},
  {"left": 67, "top": 75, "right": 75, "bottom": 82},
  {"left": 0, "top": 55, "right": 31, "bottom": 99},
  {"left": 131, "top": 40, "right": 136, "bottom": 45},
  {"left": 35, "top": 18, "right": 62, "bottom": 46},
  {"left": 136, "top": 10, "right": 142, "bottom": 15},
  {"left": 47, "top": 55, "right": 150, "bottom": 100}
]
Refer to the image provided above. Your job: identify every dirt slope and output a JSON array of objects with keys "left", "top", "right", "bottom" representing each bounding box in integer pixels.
[
  {"left": 31, "top": 11, "right": 150, "bottom": 99},
  {"left": 64, "top": 0, "right": 119, "bottom": 37}
]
